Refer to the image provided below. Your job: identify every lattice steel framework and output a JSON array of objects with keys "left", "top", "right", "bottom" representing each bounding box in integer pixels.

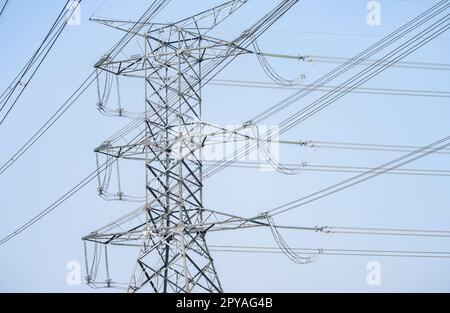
[{"left": 83, "top": 0, "right": 299, "bottom": 293}]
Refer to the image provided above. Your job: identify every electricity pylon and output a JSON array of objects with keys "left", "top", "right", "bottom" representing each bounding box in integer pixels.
[{"left": 83, "top": 0, "right": 298, "bottom": 293}]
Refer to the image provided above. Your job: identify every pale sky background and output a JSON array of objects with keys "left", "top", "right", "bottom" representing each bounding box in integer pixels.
[{"left": 0, "top": 0, "right": 449, "bottom": 292}]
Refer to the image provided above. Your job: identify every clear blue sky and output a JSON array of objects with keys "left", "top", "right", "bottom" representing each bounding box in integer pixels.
[{"left": 0, "top": 0, "right": 449, "bottom": 292}]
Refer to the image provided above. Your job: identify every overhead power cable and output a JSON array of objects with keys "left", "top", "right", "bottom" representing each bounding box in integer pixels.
[
  {"left": 311, "top": 55, "right": 450, "bottom": 71},
  {"left": 199, "top": 134, "right": 450, "bottom": 155},
  {"left": 0, "top": 0, "right": 302, "bottom": 247},
  {"left": 2, "top": 1, "right": 448, "bottom": 250},
  {"left": 268, "top": 216, "right": 319, "bottom": 264},
  {"left": 266, "top": 222, "right": 450, "bottom": 238},
  {"left": 202, "top": 161, "right": 450, "bottom": 177},
  {"left": 207, "top": 7, "right": 450, "bottom": 177},
  {"left": 253, "top": 50, "right": 450, "bottom": 71},
  {"left": 0, "top": 0, "right": 9, "bottom": 18},
  {"left": 0, "top": 82, "right": 151, "bottom": 246},
  {"left": 101, "top": 0, "right": 171, "bottom": 61},
  {"left": 20, "top": 136, "right": 450, "bottom": 249},
  {"left": 0, "top": 156, "right": 115, "bottom": 246},
  {"left": 323, "top": 225, "right": 450, "bottom": 238},
  {"left": 254, "top": 49, "right": 450, "bottom": 71},
  {"left": 0, "top": 1, "right": 82, "bottom": 125},
  {"left": 204, "top": 3, "right": 450, "bottom": 177},
  {"left": 276, "top": 17, "right": 450, "bottom": 136},
  {"left": 210, "top": 79, "right": 450, "bottom": 99},
  {"left": 253, "top": 41, "right": 307, "bottom": 86},
  {"left": 209, "top": 245, "right": 450, "bottom": 259},
  {"left": 0, "top": 70, "right": 99, "bottom": 177},
  {"left": 305, "top": 140, "right": 450, "bottom": 155},
  {"left": 251, "top": 0, "right": 449, "bottom": 123},
  {"left": 0, "top": 1, "right": 177, "bottom": 245},
  {"left": 264, "top": 136, "right": 450, "bottom": 217},
  {"left": 217, "top": 26, "right": 450, "bottom": 41},
  {"left": 0, "top": 1, "right": 173, "bottom": 177}
]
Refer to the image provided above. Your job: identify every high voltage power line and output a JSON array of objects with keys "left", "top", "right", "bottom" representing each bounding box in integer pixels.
[
  {"left": 209, "top": 79, "right": 450, "bottom": 98},
  {"left": 0, "top": 71, "right": 98, "bottom": 176},
  {"left": 0, "top": 0, "right": 82, "bottom": 125},
  {"left": 309, "top": 55, "right": 450, "bottom": 71},
  {"left": 250, "top": 50, "right": 450, "bottom": 71},
  {"left": 209, "top": 246, "right": 450, "bottom": 260},
  {"left": 2, "top": 129, "right": 448, "bottom": 246},
  {"left": 1, "top": 0, "right": 449, "bottom": 293},
  {"left": 204, "top": 3, "right": 450, "bottom": 178},
  {"left": 2, "top": 4, "right": 448, "bottom": 178},
  {"left": 0, "top": 0, "right": 9, "bottom": 18},
  {"left": 263, "top": 136, "right": 450, "bottom": 218},
  {"left": 1, "top": 0, "right": 448, "bottom": 244},
  {"left": 203, "top": 161, "right": 450, "bottom": 177}
]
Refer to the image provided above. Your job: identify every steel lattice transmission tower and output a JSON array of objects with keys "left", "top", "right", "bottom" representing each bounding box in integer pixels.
[{"left": 82, "top": 0, "right": 298, "bottom": 293}]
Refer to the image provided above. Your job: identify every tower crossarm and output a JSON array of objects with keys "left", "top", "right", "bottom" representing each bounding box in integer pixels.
[
  {"left": 91, "top": 0, "right": 250, "bottom": 38},
  {"left": 83, "top": 206, "right": 269, "bottom": 246}
]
